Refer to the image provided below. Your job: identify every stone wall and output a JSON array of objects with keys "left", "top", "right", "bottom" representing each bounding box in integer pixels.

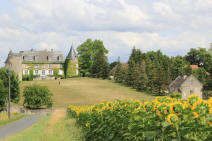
[
  {"left": 180, "top": 76, "right": 203, "bottom": 99},
  {"left": 5, "top": 55, "right": 22, "bottom": 81}
]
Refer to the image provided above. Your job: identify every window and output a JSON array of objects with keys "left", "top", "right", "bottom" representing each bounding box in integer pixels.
[
  {"left": 42, "top": 64, "right": 45, "bottom": 68},
  {"left": 33, "top": 56, "right": 35, "bottom": 61},
  {"left": 35, "top": 70, "right": 38, "bottom": 75},
  {"left": 57, "top": 56, "right": 60, "bottom": 61},
  {"left": 47, "top": 56, "right": 49, "bottom": 61},
  {"left": 190, "top": 80, "right": 193, "bottom": 85},
  {"left": 190, "top": 90, "right": 194, "bottom": 94},
  {"left": 42, "top": 70, "right": 45, "bottom": 75},
  {"left": 49, "top": 70, "right": 53, "bottom": 75},
  {"left": 35, "top": 65, "right": 39, "bottom": 68},
  {"left": 48, "top": 64, "right": 52, "bottom": 68},
  {"left": 60, "top": 64, "right": 63, "bottom": 68},
  {"left": 24, "top": 70, "right": 28, "bottom": 75},
  {"left": 23, "top": 56, "right": 25, "bottom": 61}
]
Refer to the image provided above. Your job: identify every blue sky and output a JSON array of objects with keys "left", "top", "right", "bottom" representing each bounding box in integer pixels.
[{"left": 0, "top": 0, "right": 212, "bottom": 66}]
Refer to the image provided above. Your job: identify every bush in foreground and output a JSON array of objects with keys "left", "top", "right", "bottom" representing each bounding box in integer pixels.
[
  {"left": 68, "top": 95, "right": 212, "bottom": 141},
  {"left": 23, "top": 84, "right": 53, "bottom": 109}
]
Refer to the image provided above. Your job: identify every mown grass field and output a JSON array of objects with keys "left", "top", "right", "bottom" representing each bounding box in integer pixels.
[{"left": 20, "top": 77, "right": 154, "bottom": 108}]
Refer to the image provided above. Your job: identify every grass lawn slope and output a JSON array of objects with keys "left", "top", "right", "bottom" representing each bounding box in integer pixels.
[{"left": 20, "top": 77, "right": 154, "bottom": 108}]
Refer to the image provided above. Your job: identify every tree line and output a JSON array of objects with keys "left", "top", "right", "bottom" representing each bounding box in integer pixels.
[
  {"left": 76, "top": 39, "right": 212, "bottom": 97},
  {"left": 113, "top": 47, "right": 212, "bottom": 97}
]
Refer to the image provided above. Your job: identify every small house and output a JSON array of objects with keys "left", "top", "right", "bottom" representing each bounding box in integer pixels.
[{"left": 169, "top": 75, "right": 203, "bottom": 99}]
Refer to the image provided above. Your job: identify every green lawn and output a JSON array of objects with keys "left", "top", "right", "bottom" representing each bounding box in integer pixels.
[{"left": 20, "top": 77, "right": 154, "bottom": 108}]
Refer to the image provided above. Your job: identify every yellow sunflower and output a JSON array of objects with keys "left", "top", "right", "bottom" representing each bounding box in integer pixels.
[
  {"left": 167, "top": 114, "right": 179, "bottom": 124},
  {"left": 192, "top": 112, "right": 199, "bottom": 118}
]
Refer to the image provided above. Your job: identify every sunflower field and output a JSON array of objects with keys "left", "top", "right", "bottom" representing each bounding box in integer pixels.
[{"left": 67, "top": 95, "right": 212, "bottom": 141}]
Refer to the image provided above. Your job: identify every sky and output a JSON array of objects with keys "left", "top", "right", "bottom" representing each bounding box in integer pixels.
[{"left": 0, "top": 0, "right": 212, "bottom": 66}]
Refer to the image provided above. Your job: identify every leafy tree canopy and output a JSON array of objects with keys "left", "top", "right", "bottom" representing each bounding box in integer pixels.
[{"left": 77, "top": 39, "right": 108, "bottom": 77}]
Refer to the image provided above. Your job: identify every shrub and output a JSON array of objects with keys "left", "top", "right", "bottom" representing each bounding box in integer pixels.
[
  {"left": 170, "top": 93, "right": 182, "bottom": 100},
  {"left": 0, "top": 68, "right": 20, "bottom": 111},
  {"left": 23, "top": 84, "right": 53, "bottom": 109},
  {"left": 68, "top": 95, "right": 212, "bottom": 141}
]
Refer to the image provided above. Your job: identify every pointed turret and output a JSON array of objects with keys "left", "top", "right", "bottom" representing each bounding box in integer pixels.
[
  {"left": 67, "top": 45, "right": 77, "bottom": 60},
  {"left": 64, "top": 44, "right": 79, "bottom": 78}
]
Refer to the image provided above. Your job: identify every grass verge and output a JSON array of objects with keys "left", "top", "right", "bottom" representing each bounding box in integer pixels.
[
  {"left": 0, "top": 114, "right": 26, "bottom": 127},
  {"left": 3, "top": 110, "right": 83, "bottom": 141}
]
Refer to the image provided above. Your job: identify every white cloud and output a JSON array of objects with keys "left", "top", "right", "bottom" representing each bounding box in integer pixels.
[{"left": 0, "top": 0, "right": 212, "bottom": 66}]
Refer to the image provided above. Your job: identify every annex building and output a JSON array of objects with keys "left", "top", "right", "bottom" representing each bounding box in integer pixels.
[{"left": 5, "top": 46, "right": 78, "bottom": 81}]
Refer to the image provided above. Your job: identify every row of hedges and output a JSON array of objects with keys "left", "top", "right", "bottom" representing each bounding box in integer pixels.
[{"left": 67, "top": 95, "right": 212, "bottom": 141}]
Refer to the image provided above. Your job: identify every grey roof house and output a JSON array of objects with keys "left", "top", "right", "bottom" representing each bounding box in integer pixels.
[{"left": 169, "top": 75, "right": 203, "bottom": 99}]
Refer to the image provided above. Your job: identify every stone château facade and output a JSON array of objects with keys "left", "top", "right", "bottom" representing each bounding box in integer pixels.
[
  {"left": 169, "top": 75, "right": 203, "bottom": 99},
  {"left": 5, "top": 45, "right": 78, "bottom": 81}
]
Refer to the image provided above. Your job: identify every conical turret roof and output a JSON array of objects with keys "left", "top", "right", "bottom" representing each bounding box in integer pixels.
[{"left": 67, "top": 45, "right": 77, "bottom": 60}]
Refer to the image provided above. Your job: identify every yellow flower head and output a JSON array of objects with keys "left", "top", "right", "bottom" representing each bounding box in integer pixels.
[
  {"left": 167, "top": 114, "right": 179, "bottom": 124},
  {"left": 192, "top": 112, "right": 199, "bottom": 118}
]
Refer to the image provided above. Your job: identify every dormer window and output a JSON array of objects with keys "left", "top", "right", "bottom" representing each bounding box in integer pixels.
[{"left": 47, "top": 56, "right": 49, "bottom": 61}]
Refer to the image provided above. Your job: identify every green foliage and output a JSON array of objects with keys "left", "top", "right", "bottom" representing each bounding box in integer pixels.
[
  {"left": 183, "top": 65, "right": 192, "bottom": 76},
  {"left": 170, "top": 56, "right": 185, "bottom": 80},
  {"left": 114, "top": 58, "right": 126, "bottom": 83},
  {"left": 53, "top": 68, "right": 59, "bottom": 77},
  {"left": 0, "top": 68, "right": 20, "bottom": 111},
  {"left": 23, "top": 84, "right": 53, "bottom": 109},
  {"left": 92, "top": 47, "right": 109, "bottom": 79},
  {"left": 64, "top": 59, "right": 78, "bottom": 78},
  {"left": 77, "top": 39, "right": 108, "bottom": 77},
  {"left": 109, "top": 61, "right": 118, "bottom": 71},
  {"left": 0, "top": 80, "right": 7, "bottom": 111},
  {"left": 68, "top": 96, "right": 212, "bottom": 141},
  {"left": 22, "top": 68, "right": 40, "bottom": 81},
  {"left": 170, "top": 93, "right": 182, "bottom": 99},
  {"left": 185, "top": 48, "right": 212, "bottom": 72},
  {"left": 192, "top": 67, "right": 208, "bottom": 84}
]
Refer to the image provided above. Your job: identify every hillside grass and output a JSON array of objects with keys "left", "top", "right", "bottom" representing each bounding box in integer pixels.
[
  {"left": 3, "top": 110, "right": 83, "bottom": 141},
  {"left": 20, "top": 77, "right": 154, "bottom": 108}
]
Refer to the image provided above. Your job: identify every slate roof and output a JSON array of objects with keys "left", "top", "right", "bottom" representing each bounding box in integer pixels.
[
  {"left": 169, "top": 75, "right": 187, "bottom": 89},
  {"left": 20, "top": 49, "right": 64, "bottom": 63},
  {"left": 67, "top": 45, "right": 77, "bottom": 60}
]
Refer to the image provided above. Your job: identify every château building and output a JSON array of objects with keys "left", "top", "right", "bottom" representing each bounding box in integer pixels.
[{"left": 5, "top": 45, "right": 78, "bottom": 80}]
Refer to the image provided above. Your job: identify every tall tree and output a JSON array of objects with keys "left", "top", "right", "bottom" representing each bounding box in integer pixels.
[
  {"left": 136, "top": 61, "right": 148, "bottom": 91},
  {"left": 77, "top": 39, "right": 108, "bottom": 76},
  {"left": 170, "top": 56, "right": 185, "bottom": 80},
  {"left": 92, "top": 48, "right": 109, "bottom": 79},
  {"left": 185, "top": 48, "right": 212, "bottom": 71}
]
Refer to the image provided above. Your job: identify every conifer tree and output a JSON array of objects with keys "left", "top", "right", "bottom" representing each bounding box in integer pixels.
[
  {"left": 114, "top": 57, "right": 123, "bottom": 83},
  {"left": 92, "top": 47, "right": 109, "bottom": 79}
]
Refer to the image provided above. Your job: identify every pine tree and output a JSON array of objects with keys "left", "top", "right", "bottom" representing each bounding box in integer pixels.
[
  {"left": 136, "top": 61, "right": 148, "bottom": 91},
  {"left": 114, "top": 57, "right": 123, "bottom": 83}
]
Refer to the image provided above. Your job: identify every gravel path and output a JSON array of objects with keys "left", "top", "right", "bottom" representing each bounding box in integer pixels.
[{"left": 0, "top": 115, "right": 42, "bottom": 139}]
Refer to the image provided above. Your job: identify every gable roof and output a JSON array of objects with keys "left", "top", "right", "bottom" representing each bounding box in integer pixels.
[
  {"left": 67, "top": 45, "right": 77, "bottom": 60},
  {"left": 169, "top": 75, "right": 187, "bottom": 89},
  {"left": 169, "top": 75, "right": 203, "bottom": 90}
]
